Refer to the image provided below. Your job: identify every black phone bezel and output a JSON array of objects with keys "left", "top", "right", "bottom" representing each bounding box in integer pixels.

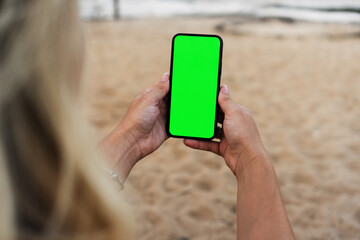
[{"left": 166, "top": 33, "right": 223, "bottom": 141}]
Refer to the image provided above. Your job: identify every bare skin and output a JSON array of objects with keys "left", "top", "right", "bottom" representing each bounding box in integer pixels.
[
  {"left": 99, "top": 73, "right": 295, "bottom": 240},
  {"left": 99, "top": 73, "right": 170, "bottom": 180},
  {"left": 184, "top": 85, "right": 295, "bottom": 240}
]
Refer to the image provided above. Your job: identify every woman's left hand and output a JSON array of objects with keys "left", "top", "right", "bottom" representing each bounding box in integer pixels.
[{"left": 100, "top": 73, "right": 170, "bottom": 179}]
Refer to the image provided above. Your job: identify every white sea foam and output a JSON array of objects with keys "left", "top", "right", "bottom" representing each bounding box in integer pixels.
[
  {"left": 253, "top": 8, "right": 360, "bottom": 24},
  {"left": 79, "top": 0, "right": 360, "bottom": 23}
]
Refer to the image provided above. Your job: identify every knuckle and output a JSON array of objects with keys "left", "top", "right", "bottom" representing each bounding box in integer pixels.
[
  {"left": 220, "top": 95, "right": 230, "bottom": 102},
  {"left": 158, "top": 82, "right": 168, "bottom": 92},
  {"left": 158, "top": 84, "right": 166, "bottom": 92},
  {"left": 144, "top": 87, "right": 152, "bottom": 94}
]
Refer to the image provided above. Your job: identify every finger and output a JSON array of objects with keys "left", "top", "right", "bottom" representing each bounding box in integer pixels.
[
  {"left": 218, "top": 85, "right": 237, "bottom": 114},
  {"left": 146, "top": 73, "right": 170, "bottom": 104},
  {"left": 183, "top": 139, "right": 220, "bottom": 155}
]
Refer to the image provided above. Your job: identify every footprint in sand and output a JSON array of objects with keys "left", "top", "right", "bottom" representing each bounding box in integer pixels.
[
  {"left": 99, "top": 87, "right": 117, "bottom": 97},
  {"left": 162, "top": 173, "right": 191, "bottom": 192},
  {"left": 194, "top": 177, "right": 217, "bottom": 192},
  {"left": 200, "top": 156, "right": 223, "bottom": 170},
  {"left": 90, "top": 117, "right": 109, "bottom": 128},
  {"left": 313, "top": 162, "right": 330, "bottom": 172},
  {"left": 145, "top": 209, "right": 163, "bottom": 226},
  {"left": 172, "top": 144, "right": 190, "bottom": 160},
  {"left": 354, "top": 209, "right": 360, "bottom": 224},
  {"left": 143, "top": 191, "right": 158, "bottom": 205},
  {"left": 187, "top": 205, "right": 215, "bottom": 221},
  {"left": 345, "top": 160, "right": 360, "bottom": 172}
]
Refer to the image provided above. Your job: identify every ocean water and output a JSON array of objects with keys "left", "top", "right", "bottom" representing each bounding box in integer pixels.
[{"left": 79, "top": 0, "right": 360, "bottom": 23}]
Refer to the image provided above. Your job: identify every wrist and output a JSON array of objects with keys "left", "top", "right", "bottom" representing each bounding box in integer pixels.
[
  {"left": 234, "top": 146, "right": 273, "bottom": 182},
  {"left": 99, "top": 126, "right": 141, "bottom": 179}
]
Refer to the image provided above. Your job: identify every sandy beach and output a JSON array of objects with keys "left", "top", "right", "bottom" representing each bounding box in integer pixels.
[{"left": 83, "top": 17, "right": 360, "bottom": 239}]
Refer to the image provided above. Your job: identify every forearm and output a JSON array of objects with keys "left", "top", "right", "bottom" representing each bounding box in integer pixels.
[
  {"left": 236, "top": 155, "right": 294, "bottom": 240},
  {"left": 99, "top": 127, "right": 140, "bottom": 181}
]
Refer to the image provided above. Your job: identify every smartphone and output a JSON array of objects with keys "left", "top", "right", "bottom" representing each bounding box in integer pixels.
[{"left": 167, "top": 33, "right": 223, "bottom": 140}]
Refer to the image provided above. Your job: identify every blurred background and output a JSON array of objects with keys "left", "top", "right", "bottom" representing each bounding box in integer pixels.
[{"left": 80, "top": 0, "right": 360, "bottom": 239}]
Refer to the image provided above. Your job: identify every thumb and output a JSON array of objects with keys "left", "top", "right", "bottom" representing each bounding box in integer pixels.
[
  {"left": 218, "top": 85, "right": 236, "bottom": 114},
  {"left": 147, "top": 73, "right": 170, "bottom": 104}
]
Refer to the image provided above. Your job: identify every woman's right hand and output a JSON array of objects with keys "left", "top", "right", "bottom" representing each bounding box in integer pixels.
[
  {"left": 186, "top": 85, "right": 295, "bottom": 239},
  {"left": 184, "top": 84, "right": 270, "bottom": 178}
]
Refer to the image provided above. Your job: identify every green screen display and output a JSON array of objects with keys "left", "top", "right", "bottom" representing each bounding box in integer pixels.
[{"left": 169, "top": 34, "right": 222, "bottom": 139}]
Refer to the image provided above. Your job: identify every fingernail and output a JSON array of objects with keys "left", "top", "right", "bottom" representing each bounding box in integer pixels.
[
  {"left": 161, "top": 72, "right": 169, "bottom": 82},
  {"left": 221, "top": 84, "right": 229, "bottom": 94}
]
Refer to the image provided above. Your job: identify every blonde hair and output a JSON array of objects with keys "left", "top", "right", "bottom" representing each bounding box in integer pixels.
[{"left": 0, "top": 1, "right": 132, "bottom": 239}]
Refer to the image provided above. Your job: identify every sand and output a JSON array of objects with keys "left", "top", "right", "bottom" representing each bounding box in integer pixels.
[{"left": 83, "top": 17, "right": 360, "bottom": 240}]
